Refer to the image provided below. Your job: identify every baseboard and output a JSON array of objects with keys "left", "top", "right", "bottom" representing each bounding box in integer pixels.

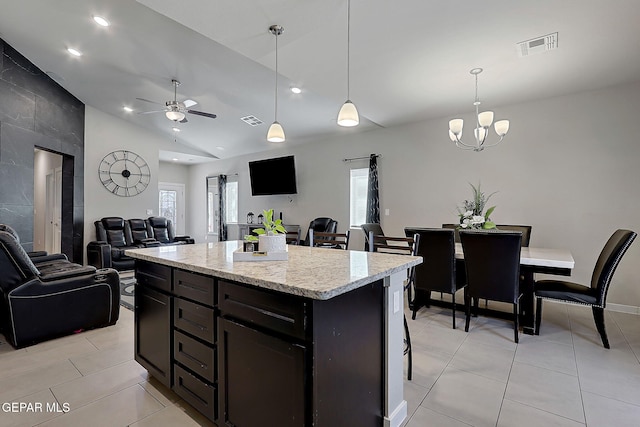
[
  {"left": 606, "top": 303, "right": 640, "bottom": 315},
  {"left": 384, "top": 399, "right": 407, "bottom": 427}
]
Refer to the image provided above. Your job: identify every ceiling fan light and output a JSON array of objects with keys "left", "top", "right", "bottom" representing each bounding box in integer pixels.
[
  {"left": 337, "top": 100, "right": 359, "bottom": 127},
  {"left": 267, "top": 121, "right": 285, "bottom": 143},
  {"left": 166, "top": 110, "right": 185, "bottom": 122}
]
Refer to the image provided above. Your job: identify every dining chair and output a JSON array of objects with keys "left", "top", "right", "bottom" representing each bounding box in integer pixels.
[
  {"left": 495, "top": 225, "right": 532, "bottom": 247},
  {"left": 369, "top": 231, "right": 420, "bottom": 380},
  {"left": 404, "top": 228, "right": 465, "bottom": 328},
  {"left": 302, "top": 217, "right": 338, "bottom": 246},
  {"left": 285, "top": 227, "right": 301, "bottom": 245},
  {"left": 443, "top": 223, "right": 532, "bottom": 247},
  {"left": 535, "top": 229, "right": 636, "bottom": 348},
  {"left": 309, "top": 230, "right": 350, "bottom": 250},
  {"left": 441, "top": 224, "right": 460, "bottom": 243},
  {"left": 460, "top": 230, "right": 523, "bottom": 343},
  {"left": 361, "top": 223, "right": 385, "bottom": 251}
]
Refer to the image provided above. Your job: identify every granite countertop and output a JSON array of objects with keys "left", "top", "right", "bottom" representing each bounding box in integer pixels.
[{"left": 125, "top": 241, "right": 422, "bottom": 300}]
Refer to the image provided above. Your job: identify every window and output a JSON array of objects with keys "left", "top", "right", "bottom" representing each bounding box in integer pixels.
[
  {"left": 207, "top": 190, "right": 215, "bottom": 234},
  {"left": 225, "top": 181, "right": 238, "bottom": 223},
  {"left": 159, "top": 189, "right": 177, "bottom": 225},
  {"left": 158, "top": 182, "right": 185, "bottom": 234},
  {"left": 350, "top": 168, "right": 369, "bottom": 227}
]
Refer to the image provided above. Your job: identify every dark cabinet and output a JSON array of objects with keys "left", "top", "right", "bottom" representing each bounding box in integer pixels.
[
  {"left": 135, "top": 284, "right": 172, "bottom": 387},
  {"left": 219, "top": 318, "right": 306, "bottom": 427},
  {"left": 134, "top": 261, "right": 384, "bottom": 427}
]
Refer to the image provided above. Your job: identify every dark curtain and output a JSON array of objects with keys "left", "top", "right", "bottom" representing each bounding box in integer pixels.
[
  {"left": 218, "top": 174, "right": 227, "bottom": 241},
  {"left": 366, "top": 154, "right": 380, "bottom": 224}
]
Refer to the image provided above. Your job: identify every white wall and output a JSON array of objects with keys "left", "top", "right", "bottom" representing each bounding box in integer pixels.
[
  {"left": 84, "top": 106, "right": 167, "bottom": 246},
  {"left": 159, "top": 161, "right": 190, "bottom": 184},
  {"left": 186, "top": 81, "right": 640, "bottom": 307}
]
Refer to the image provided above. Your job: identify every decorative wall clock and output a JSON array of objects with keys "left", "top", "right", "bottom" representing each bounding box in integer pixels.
[{"left": 98, "top": 150, "right": 151, "bottom": 197}]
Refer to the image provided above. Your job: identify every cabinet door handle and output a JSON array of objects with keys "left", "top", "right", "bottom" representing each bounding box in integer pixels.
[
  {"left": 180, "top": 349, "right": 208, "bottom": 369},
  {"left": 180, "top": 315, "right": 207, "bottom": 331},
  {"left": 178, "top": 280, "right": 204, "bottom": 292}
]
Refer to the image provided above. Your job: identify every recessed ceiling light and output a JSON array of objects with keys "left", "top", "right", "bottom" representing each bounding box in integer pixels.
[
  {"left": 92, "top": 16, "right": 110, "bottom": 27},
  {"left": 290, "top": 86, "right": 302, "bottom": 94},
  {"left": 172, "top": 158, "right": 179, "bottom": 161},
  {"left": 172, "top": 127, "right": 180, "bottom": 132},
  {"left": 123, "top": 106, "right": 133, "bottom": 112},
  {"left": 67, "top": 47, "right": 82, "bottom": 57}
]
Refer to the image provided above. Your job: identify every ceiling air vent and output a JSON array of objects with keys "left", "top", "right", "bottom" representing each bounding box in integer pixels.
[
  {"left": 240, "top": 115, "right": 264, "bottom": 126},
  {"left": 517, "top": 32, "right": 558, "bottom": 57}
]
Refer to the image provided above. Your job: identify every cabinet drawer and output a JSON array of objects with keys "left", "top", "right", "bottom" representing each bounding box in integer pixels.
[
  {"left": 174, "top": 298, "right": 216, "bottom": 344},
  {"left": 135, "top": 261, "right": 172, "bottom": 293},
  {"left": 219, "top": 280, "right": 306, "bottom": 340},
  {"left": 174, "top": 364, "right": 217, "bottom": 422},
  {"left": 174, "top": 270, "right": 216, "bottom": 307},
  {"left": 174, "top": 330, "right": 216, "bottom": 383}
]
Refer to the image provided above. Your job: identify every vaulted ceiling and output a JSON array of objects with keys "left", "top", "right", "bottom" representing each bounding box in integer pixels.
[{"left": 1, "top": 0, "right": 639, "bottom": 163}]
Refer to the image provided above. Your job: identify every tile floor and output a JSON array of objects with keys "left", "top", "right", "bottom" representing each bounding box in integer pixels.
[{"left": 0, "top": 301, "right": 639, "bottom": 426}]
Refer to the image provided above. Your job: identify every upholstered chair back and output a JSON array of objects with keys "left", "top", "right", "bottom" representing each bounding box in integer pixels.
[
  {"left": 128, "top": 219, "right": 151, "bottom": 243},
  {"left": 590, "top": 229, "right": 637, "bottom": 304},
  {"left": 147, "top": 217, "right": 175, "bottom": 244},
  {"left": 96, "top": 217, "right": 131, "bottom": 247},
  {"left": 0, "top": 229, "right": 40, "bottom": 293}
]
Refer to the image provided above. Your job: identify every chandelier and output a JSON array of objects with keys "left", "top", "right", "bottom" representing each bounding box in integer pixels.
[{"left": 448, "top": 68, "right": 509, "bottom": 151}]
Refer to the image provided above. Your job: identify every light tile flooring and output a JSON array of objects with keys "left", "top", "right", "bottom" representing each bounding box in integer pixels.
[
  {"left": 403, "top": 301, "right": 640, "bottom": 427},
  {"left": 0, "top": 301, "right": 639, "bottom": 426}
]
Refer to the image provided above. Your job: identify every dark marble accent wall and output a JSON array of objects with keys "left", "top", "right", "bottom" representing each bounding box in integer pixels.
[{"left": 0, "top": 39, "right": 85, "bottom": 263}]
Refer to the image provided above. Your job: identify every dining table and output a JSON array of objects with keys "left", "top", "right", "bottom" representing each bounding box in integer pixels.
[{"left": 454, "top": 243, "right": 575, "bottom": 334}]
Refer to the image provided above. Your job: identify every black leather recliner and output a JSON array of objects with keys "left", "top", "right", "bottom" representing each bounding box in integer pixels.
[
  {"left": 0, "top": 225, "right": 120, "bottom": 348},
  {"left": 302, "top": 217, "right": 338, "bottom": 246},
  {"left": 146, "top": 216, "right": 195, "bottom": 245},
  {"left": 0, "top": 224, "right": 69, "bottom": 266},
  {"left": 87, "top": 217, "right": 159, "bottom": 271}
]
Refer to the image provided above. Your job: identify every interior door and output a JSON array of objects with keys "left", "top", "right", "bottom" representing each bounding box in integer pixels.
[{"left": 45, "top": 166, "right": 62, "bottom": 254}]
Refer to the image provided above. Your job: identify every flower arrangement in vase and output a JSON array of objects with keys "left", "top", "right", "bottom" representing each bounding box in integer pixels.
[{"left": 457, "top": 183, "right": 497, "bottom": 229}]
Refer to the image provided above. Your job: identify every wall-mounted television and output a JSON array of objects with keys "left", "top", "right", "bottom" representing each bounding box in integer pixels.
[{"left": 249, "top": 155, "right": 298, "bottom": 196}]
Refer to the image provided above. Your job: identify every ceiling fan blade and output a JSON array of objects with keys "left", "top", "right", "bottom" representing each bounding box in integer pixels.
[
  {"left": 136, "top": 97, "right": 164, "bottom": 106},
  {"left": 137, "top": 110, "right": 165, "bottom": 115},
  {"left": 179, "top": 117, "right": 188, "bottom": 123},
  {"left": 187, "top": 110, "right": 217, "bottom": 119},
  {"left": 183, "top": 99, "right": 198, "bottom": 108}
]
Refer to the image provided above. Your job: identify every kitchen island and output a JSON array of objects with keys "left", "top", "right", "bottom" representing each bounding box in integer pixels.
[{"left": 126, "top": 241, "right": 421, "bottom": 427}]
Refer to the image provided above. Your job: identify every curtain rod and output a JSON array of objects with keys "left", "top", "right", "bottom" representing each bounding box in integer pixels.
[{"left": 342, "top": 154, "right": 382, "bottom": 163}]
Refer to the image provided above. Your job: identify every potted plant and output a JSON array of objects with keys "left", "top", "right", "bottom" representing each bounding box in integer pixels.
[{"left": 244, "top": 209, "right": 287, "bottom": 252}]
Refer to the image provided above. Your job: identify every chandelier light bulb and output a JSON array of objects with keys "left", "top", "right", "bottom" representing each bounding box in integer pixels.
[
  {"left": 494, "top": 120, "right": 510, "bottom": 137},
  {"left": 478, "top": 111, "right": 494, "bottom": 128}
]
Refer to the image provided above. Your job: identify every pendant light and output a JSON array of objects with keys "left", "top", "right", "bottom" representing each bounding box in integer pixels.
[
  {"left": 337, "top": 0, "right": 359, "bottom": 127},
  {"left": 267, "top": 25, "right": 285, "bottom": 143}
]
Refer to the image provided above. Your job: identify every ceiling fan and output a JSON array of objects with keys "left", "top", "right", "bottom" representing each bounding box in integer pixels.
[{"left": 136, "top": 79, "right": 217, "bottom": 123}]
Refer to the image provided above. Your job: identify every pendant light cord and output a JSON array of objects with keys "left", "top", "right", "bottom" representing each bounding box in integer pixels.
[
  {"left": 346, "top": 0, "right": 351, "bottom": 100},
  {"left": 274, "top": 31, "right": 279, "bottom": 120}
]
